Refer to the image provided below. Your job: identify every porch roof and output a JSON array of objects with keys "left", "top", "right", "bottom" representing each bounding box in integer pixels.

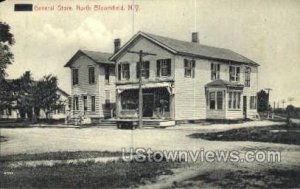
[
  {"left": 205, "top": 79, "right": 244, "bottom": 89},
  {"left": 117, "top": 82, "right": 173, "bottom": 94}
]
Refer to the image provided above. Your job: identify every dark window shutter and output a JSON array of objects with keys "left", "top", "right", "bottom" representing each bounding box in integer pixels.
[
  {"left": 145, "top": 61, "right": 150, "bottom": 78},
  {"left": 167, "top": 59, "right": 171, "bottom": 76},
  {"left": 184, "top": 59, "right": 188, "bottom": 67},
  {"left": 136, "top": 62, "right": 140, "bottom": 78},
  {"left": 192, "top": 60, "right": 195, "bottom": 78},
  {"left": 156, "top": 60, "right": 160, "bottom": 77},
  {"left": 118, "top": 64, "right": 121, "bottom": 80}
]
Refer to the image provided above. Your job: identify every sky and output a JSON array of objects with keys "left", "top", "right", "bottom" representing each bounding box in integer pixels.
[{"left": 0, "top": 0, "right": 300, "bottom": 107}]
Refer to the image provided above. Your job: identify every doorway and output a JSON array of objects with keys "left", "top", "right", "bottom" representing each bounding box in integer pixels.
[{"left": 143, "top": 93, "right": 154, "bottom": 117}]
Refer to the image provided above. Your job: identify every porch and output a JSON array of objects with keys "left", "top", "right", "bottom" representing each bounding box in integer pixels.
[{"left": 116, "top": 82, "right": 174, "bottom": 120}]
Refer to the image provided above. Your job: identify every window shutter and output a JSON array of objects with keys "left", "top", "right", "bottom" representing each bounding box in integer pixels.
[
  {"left": 156, "top": 60, "right": 160, "bottom": 77},
  {"left": 145, "top": 61, "right": 150, "bottom": 78},
  {"left": 136, "top": 62, "right": 140, "bottom": 78},
  {"left": 118, "top": 64, "right": 121, "bottom": 80},
  {"left": 184, "top": 59, "right": 188, "bottom": 68},
  {"left": 167, "top": 59, "right": 171, "bottom": 76},
  {"left": 192, "top": 60, "right": 195, "bottom": 78}
]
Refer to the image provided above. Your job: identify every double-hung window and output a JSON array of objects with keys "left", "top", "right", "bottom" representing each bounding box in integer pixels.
[
  {"left": 229, "top": 66, "right": 240, "bottom": 82},
  {"left": 184, "top": 59, "right": 195, "bottom": 78},
  {"left": 72, "top": 69, "right": 79, "bottom": 85},
  {"left": 91, "top": 96, "right": 96, "bottom": 112},
  {"left": 245, "top": 67, "right": 251, "bottom": 87},
  {"left": 209, "top": 91, "right": 223, "bottom": 110},
  {"left": 83, "top": 96, "right": 88, "bottom": 111},
  {"left": 105, "top": 66, "right": 110, "bottom": 84},
  {"left": 105, "top": 90, "right": 110, "bottom": 108},
  {"left": 88, "top": 67, "right": 95, "bottom": 84},
  {"left": 118, "top": 63, "right": 130, "bottom": 80},
  {"left": 157, "top": 59, "right": 171, "bottom": 77},
  {"left": 73, "top": 96, "right": 79, "bottom": 111},
  {"left": 250, "top": 96, "right": 257, "bottom": 109},
  {"left": 136, "top": 61, "right": 150, "bottom": 79},
  {"left": 211, "top": 63, "right": 220, "bottom": 80},
  {"left": 228, "top": 92, "right": 241, "bottom": 110}
]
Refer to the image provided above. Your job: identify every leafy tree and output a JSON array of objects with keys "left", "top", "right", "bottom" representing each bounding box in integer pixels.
[
  {"left": 0, "top": 22, "right": 14, "bottom": 79},
  {"left": 34, "top": 75, "right": 60, "bottom": 119},
  {"left": 257, "top": 90, "right": 269, "bottom": 112},
  {"left": 16, "top": 71, "right": 35, "bottom": 119},
  {"left": 0, "top": 22, "right": 15, "bottom": 112}
]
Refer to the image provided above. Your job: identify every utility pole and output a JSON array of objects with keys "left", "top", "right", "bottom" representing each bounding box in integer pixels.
[
  {"left": 127, "top": 50, "right": 156, "bottom": 128},
  {"left": 281, "top": 99, "right": 286, "bottom": 108}
]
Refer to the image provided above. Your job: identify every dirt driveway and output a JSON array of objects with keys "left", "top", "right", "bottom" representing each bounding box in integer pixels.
[{"left": 1, "top": 120, "right": 299, "bottom": 156}]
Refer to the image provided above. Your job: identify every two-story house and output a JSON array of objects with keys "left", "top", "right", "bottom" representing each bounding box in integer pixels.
[
  {"left": 109, "top": 31, "right": 259, "bottom": 121},
  {"left": 64, "top": 49, "right": 116, "bottom": 123}
]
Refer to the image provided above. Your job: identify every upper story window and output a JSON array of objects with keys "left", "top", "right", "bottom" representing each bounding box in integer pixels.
[
  {"left": 118, "top": 63, "right": 130, "bottom": 80},
  {"left": 229, "top": 66, "right": 240, "bottom": 82},
  {"left": 105, "top": 66, "right": 110, "bottom": 84},
  {"left": 157, "top": 59, "right": 171, "bottom": 77},
  {"left": 88, "top": 67, "right": 95, "bottom": 84},
  {"left": 228, "top": 91, "right": 241, "bottom": 110},
  {"left": 184, "top": 59, "right": 195, "bottom": 78},
  {"left": 245, "top": 67, "right": 251, "bottom": 87},
  {"left": 136, "top": 61, "right": 150, "bottom": 79},
  {"left": 72, "top": 69, "right": 79, "bottom": 85},
  {"left": 211, "top": 63, "right": 220, "bottom": 80}
]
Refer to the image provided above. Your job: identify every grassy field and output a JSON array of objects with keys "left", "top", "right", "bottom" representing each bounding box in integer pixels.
[
  {"left": 0, "top": 152, "right": 179, "bottom": 188},
  {"left": 189, "top": 124, "right": 300, "bottom": 145}
]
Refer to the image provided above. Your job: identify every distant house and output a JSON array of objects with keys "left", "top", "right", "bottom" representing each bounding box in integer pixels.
[
  {"left": 64, "top": 50, "right": 116, "bottom": 123},
  {"left": 0, "top": 79, "right": 69, "bottom": 120},
  {"left": 109, "top": 31, "right": 259, "bottom": 121}
]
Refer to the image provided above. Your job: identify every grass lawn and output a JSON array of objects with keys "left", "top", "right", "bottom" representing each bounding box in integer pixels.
[
  {"left": 0, "top": 152, "right": 179, "bottom": 188},
  {"left": 189, "top": 124, "right": 300, "bottom": 145},
  {"left": 177, "top": 168, "right": 300, "bottom": 188}
]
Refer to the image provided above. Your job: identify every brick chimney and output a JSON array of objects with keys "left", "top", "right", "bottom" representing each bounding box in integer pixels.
[
  {"left": 114, "top": 38, "right": 121, "bottom": 53},
  {"left": 192, "top": 32, "right": 199, "bottom": 43}
]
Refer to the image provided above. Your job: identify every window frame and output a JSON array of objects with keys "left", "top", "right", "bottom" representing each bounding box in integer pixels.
[
  {"left": 184, "top": 59, "right": 195, "bottom": 78},
  {"left": 105, "top": 65, "right": 110, "bottom": 84},
  {"left": 157, "top": 59, "right": 171, "bottom": 77},
  {"left": 72, "top": 68, "right": 79, "bottom": 85},
  {"left": 119, "top": 63, "right": 130, "bottom": 80},
  {"left": 245, "top": 67, "right": 251, "bottom": 87},
  {"left": 250, "top": 96, "right": 257, "bottom": 109},
  {"left": 73, "top": 96, "right": 79, "bottom": 111},
  {"left": 228, "top": 91, "right": 241, "bottom": 110},
  {"left": 88, "top": 66, "right": 95, "bottom": 84},
  {"left": 83, "top": 95, "right": 88, "bottom": 111},
  {"left": 211, "top": 63, "right": 220, "bottom": 80},
  {"left": 229, "top": 66, "right": 240, "bottom": 82},
  {"left": 91, "top": 96, "right": 96, "bottom": 112}
]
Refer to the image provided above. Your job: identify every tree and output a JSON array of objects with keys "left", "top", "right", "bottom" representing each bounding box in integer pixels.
[
  {"left": 0, "top": 22, "right": 14, "bottom": 79},
  {"left": 257, "top": 90, "right": 269, "bottom": 112},
  {"left": 34, "top": 75, "right": 60, "bottom": 119}
]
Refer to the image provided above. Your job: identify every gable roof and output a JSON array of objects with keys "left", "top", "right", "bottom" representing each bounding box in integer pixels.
[
  {"left": 205, "top": 79, "right": 244, "bottom": 88},
  {"left": 110, "top": 31, "right": 259, "bottom": 66},
  {"left": 64, "top": 50, "right": 113, "bottom": 67}
]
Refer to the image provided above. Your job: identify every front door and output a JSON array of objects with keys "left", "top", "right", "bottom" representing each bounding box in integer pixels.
[
  {"left": 243, "top": 96, "right": 247, "bottom": 119},
  {"left": 143, "top": 93, "right": 154, "bottom": 117}
]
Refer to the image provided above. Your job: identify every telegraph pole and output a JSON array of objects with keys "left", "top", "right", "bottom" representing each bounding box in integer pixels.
[{"left": 127, "top": 50, "right": 156, "bottom": 128}]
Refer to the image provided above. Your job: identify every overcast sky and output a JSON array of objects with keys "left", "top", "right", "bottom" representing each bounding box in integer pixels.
[{"left": 1, "top": 0, "right": 300, "bottom": 107}]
